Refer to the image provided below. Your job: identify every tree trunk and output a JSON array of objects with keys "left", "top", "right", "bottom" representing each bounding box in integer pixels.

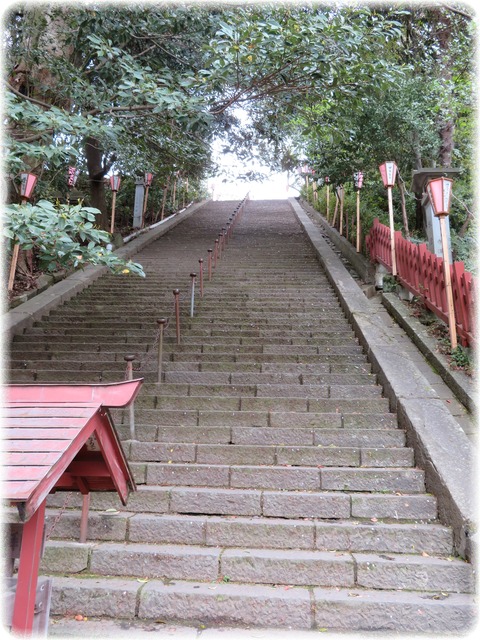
[
  {"left": 439, "top": 121, "right": 455, "bottom": 168},
  {"left": 85, "top": 136, "right": 108, "bottom": 230},
  {"left": 396, "top": 176, "right": 410, "bottom": 239}
]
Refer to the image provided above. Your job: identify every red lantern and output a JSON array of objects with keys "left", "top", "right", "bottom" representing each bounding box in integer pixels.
[
  {"left": 19, "top": 173, "right": 37, "bottom": 200},
  {"left": 67, "top": 166, "right": 79, "bottom": 188},
  {"left": 379, "top": 162, "right": 397, "bottom": 188},
  {"left": 426, "top": 177, "right": 453, "bottom": 217},
  {"left": 324, "top": 176, "right": 330, "bottom": 184},
  {"left": 109, "top": 175, "right": 121, "bottom": 192},
  {"left": 144, "top": 172, "right": 154, "bottom": 187},
  {"left": 353, "top": 171, "right": 364, "bottom": 190}
]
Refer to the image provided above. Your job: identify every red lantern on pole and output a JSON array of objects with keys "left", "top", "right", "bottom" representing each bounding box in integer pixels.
[
  {"left": 109, "top": 175, "right": 121, "bottom": 192},
  {"left": 426, "top": 177, "right": 457, "bottom": 349},
  {"left": 9, "top": 173, "right": 38, "bottom": 291},
  {"left": 20, "top": 173, "right": 38, "bottom": 202},
  {"left": 354, "top": 172, "right": 364, "bottom": 252},
  {"left": 426, "top": 177, "right": 453, "bottom": 217},
  {"left": 379, "top": 161, "right": 398, "bottom": 275},
  {"left": 379, "top": 161, "right": 397, "bottom": 188},
  {"left": 324, "top": 176, "right": 330, "bottom": 220},
  {"left": 353, "top": 171, "right": 364, "bottom": 191},
  {"left": 67, "top": 166, "right": 79, "bottom": 188},
  {"left": 144, "top": 172, "right": 153, "bottom": 187}
]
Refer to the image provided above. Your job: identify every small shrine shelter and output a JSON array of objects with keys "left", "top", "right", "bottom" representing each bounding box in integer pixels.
[{"left": 3, "top": 379, "right": 143, "bottom": 636}]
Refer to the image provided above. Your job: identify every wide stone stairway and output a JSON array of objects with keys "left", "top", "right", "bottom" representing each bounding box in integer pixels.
[{"left": 7, "top": 199, "right": 476, "bottom": 633}]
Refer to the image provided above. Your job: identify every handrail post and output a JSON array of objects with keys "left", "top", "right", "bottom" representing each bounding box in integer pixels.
[
  {"left": 214, "top": 238, "right": 219, "bottom": 265},
  {"left": 124, "top": 355, "right": 136, "bottom": 439},
  {"left": 199, "top": 259, "right": 204, "bottom": 298},
  {"left": 207, "top": 249, "right": 213, "bottom": 281},
  {"left": 173, "top": 289, "right": 181, "bottom": 344},
  {"left": 156, "top": 318, "right": 167, "bottom": 383},
  {"left": 222, "top": 227, "right": 227, "bottom": 250},
  {"left": 190, "top": 272, "right": 196, "bottom": 317}
]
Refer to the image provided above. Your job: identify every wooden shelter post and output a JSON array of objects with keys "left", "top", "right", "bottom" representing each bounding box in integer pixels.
[{"left": 11, "top": 499, "right": 46, "bottom": 636}]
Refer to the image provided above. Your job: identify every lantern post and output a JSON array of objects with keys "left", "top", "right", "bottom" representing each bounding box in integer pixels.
[
  {"left": 172, "top": 172, "right": 178, "bottom": 210},
  {"left": 353, "top": 171, "right": 364, "bottom": 252},
  {"left": 8, "top": 173, "right": 38, "bottom": 291},
  {"left": 109, "top": 175, "right": 121, "bottom": 235},
  {"left": 426, "top": 177, "right": 457, "bottom": 349},
  {"left": 160, "top": 175, "right": 170, "bottom": 221},
  {"left": 324, "top": 176, "right": 330, "bottom": 221},
  {"left": 142, "top": 172, "right": 153, "bottom": 227},
  {"left": 379, "top": 161, "right": 398, "bottom": 276}
]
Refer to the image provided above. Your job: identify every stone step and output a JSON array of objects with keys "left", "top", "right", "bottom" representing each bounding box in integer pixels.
[
  {"left": 131, "top": 463, "right": 424, "bottom": 493},
  {"left": 22, "top": 329, "right": 357, "bottom": 346},
  {"left": 128, "top": 441, "right": 414, "bottom": 467},
  {"left": 11, "top": 340, "right": 365, "bottom": 358},
  {"left": 46, "top": 486, "right": 438, "bottom": 521},
  {"left": 34, "top": 309, "right": 348, "bottom": 323},
  {"left": 112, "top": 407, "right": 397, "bottom": 430},
  {"left": 162, "top": 372, "right": 377, "bottom": 385},
  {"left": 8, "top": 354, "right": 374, "bottom": 376},
  {"left": 44, "top": 510, "right": 453, "bottom": 554},
  {"left": 41, "top": 542, "right": 474, "bottom": 594},
  {"left": 112, "top": 394, "right": 392, "bottom": 413},
  {"left": 46, "top": 576, "right": 476, "bottom": 632},
  {"left": 114, "top": 425, "right": 405, "bottom": 449}
]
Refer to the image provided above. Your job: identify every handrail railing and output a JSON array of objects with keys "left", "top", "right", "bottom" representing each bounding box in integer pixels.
[
  {"left": 128, "top": 194, "right": 250, "bottom": 389},
  {"left": 366, "top": 218, "right": 476, "bottom": 348}
]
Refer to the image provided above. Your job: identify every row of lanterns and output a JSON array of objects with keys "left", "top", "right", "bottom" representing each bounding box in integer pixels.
[
  {"left": 378, "top": 161, "right": 456, "bottom": 348},
  {"left": 313, "top": 161, "right": 457, "bottom": 349}
]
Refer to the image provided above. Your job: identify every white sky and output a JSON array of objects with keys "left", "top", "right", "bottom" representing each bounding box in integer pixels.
[{"left": 208, "top": 108, "right": 302, "bottom": 200}]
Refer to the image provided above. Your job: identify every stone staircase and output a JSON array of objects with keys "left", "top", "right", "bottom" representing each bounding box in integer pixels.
[{"left": 7, "top": 200, "right": 475, "bottom": 633}]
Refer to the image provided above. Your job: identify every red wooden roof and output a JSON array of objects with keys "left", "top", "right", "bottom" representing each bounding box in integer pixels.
[{"left": 3, "top": 380, "right": 143, "bottom": 522}]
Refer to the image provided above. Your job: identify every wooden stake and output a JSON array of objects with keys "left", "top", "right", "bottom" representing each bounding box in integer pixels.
[
  {"left": 387, "top": 186, "right": 397, "bottom": 276},
  {"left": 339, "top": 188, "right": 344, "bottom": 236},
  {"left": 8, "top": 243, "right": 20, "bottom": 291},
  {"left": 332, "top": 195, "right": 339, "bottom": 228},
  {"left": 326, "top": 185, "right": 330, "bottom": 220},
  {"left": 356, "top": 191, "right": 361, "bottom": 252},
  {"left": 110, "top": 191, "right": 117, "bottom": 235},
  {"left": 439, "top": 215, "right": 457, "bottom": 349},
  {"left": 172, "top": 179, "right": 177, "bottom": 210}
]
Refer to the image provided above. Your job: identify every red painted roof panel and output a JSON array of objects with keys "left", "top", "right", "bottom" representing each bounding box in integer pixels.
[{"left": 3, "top": 381, "right": 141, "bottom": 521}]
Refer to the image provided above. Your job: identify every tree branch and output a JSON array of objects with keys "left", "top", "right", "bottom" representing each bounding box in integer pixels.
[{"left": 7, "top": 83, "right": 53, "bottom": 110}]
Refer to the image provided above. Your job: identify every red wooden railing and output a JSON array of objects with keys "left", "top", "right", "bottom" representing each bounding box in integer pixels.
[{"left": 366, "top": 218, "right": 476, "bottom": 348}]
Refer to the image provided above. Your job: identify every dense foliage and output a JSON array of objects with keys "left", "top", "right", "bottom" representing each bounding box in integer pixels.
[{"left": 3, "top": 2, "right": 476, "bottom": 285}]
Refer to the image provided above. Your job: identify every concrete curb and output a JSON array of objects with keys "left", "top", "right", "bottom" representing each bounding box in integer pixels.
[
  {"left": 3, "top": 201, "right": 207, "bottom": 341},
  {"left": 298, "top": 197, "right": 475, "bottom": 415},
  {"left": 289, "top": 197, "right": 476, "bottom": 561},
  {"left": 381, "top": 291, "right": 476, "bottom": 414}
]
